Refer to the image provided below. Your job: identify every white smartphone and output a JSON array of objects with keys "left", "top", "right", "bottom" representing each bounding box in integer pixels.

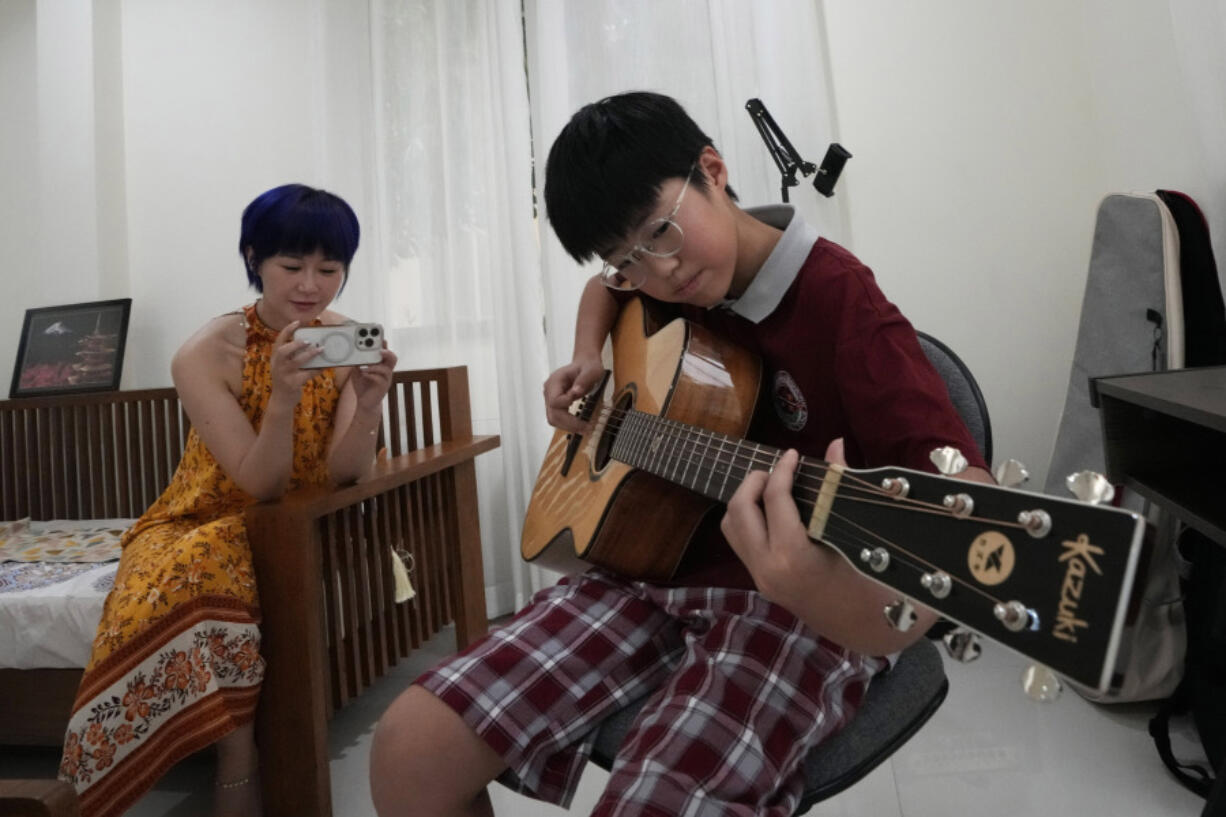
[{"left": 293, "top": 323, "right": 385, "bottom": 368}]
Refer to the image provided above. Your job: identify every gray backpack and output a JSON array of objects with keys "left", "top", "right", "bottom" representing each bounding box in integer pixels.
[{"left": 1045, "top": 192, "right": 1187, "bottom": 702}]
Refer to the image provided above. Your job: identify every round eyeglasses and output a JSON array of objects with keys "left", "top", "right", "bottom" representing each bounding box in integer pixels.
[{"left": 599, "top": 167, "right": 695, "bottom": 292}]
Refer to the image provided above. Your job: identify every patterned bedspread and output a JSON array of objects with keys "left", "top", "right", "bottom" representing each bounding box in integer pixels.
[
  {"left": 0, "top": 518, "right": 127, "bottom": 563},
  {"left": 0, "top": 518, "right": 132, "bottom": 669}
]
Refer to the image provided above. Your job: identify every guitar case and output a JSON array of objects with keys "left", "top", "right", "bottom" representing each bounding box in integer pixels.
[{"left": 1044, "top": 192, "right": 1187, "bottom": 702}]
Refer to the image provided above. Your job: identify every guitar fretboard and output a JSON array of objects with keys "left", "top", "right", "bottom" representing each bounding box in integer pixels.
[{"left": 609, "top": 409, "right": 822, "bottom": 520}]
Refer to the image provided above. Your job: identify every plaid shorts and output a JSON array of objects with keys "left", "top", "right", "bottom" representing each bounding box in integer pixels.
[{"left": 416, "top": 570, "right": 886, "bottom": 816}]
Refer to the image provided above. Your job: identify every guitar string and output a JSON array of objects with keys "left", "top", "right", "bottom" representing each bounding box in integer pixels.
[
  {"left": 592, "top": 403, "right": 885, "bottom": 496},
  {"left": 579, "top": 408, "right": 1026, "bottom": 617},
  {"left": 599, "top": 408, "right": 1005, "bottom": 525},
  {"left": 570, "top": 410, "right": 1021, "bottom": 614},
  {"left": 586, "top": 404, "right": 1028, "bottom": 531},
  {"left": 571, "top": 402, "right": 1046, "bottom": 632}
]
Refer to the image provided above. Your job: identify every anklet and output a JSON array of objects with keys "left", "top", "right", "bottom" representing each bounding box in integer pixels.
[{"left": 216, "top": 776, "right": 252, "bottom": 790}]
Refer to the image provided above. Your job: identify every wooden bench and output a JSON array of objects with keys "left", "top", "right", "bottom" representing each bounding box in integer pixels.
[{"left": 0, "top": 366, "right": 499, "bottom": 817}]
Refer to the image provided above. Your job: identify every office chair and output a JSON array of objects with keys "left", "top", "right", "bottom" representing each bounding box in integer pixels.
[
  {"left": 589, "top": 331, "right": 993, "bottom": 814},
  {"left": 917, "top": 330, "right": 993, "bottom": 465}
]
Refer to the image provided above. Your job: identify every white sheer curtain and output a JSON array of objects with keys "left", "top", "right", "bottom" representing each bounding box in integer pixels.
[
  {"left": 367, "top": 0, "right": 844, "bottom": 612},
  {"left": 524, "top": 0, "right": 846, "bottom": 367},
  {"left": 370, "top": 0, "right": 552, "bottom": 615}
]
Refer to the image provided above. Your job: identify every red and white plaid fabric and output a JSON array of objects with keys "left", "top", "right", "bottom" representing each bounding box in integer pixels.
[{"left": 416, "top": 569, "right": 886, "bottom": 815}]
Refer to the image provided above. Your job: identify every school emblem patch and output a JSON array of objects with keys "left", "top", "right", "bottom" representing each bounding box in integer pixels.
[{"left": 772, "top": 370, "right": 808, "bottom": 431}]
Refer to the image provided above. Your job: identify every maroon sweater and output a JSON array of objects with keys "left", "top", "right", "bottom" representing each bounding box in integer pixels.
[{"left": 665, "top": 237, "right": 987, "bottom": 588}]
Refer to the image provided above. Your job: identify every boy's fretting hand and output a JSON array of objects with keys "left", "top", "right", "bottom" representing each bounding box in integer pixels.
[
  {"left": 721, "top": 445, "right": 841, "bottom": 619},
  {"left": 724, "top": 438, "right": 990, "bottom": 655},
  {"left": 543, "top": 356, "right": 605, "bottom": 433}
]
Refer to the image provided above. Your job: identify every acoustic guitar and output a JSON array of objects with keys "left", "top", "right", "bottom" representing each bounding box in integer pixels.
[{"left": 521, "top": 297, "right": 1146, "bottom": 692}]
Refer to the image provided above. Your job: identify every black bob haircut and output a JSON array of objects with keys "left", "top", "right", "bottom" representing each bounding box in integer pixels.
[
  {"left": 543, "top": 91, "right": 735, "bottom": 264},
  {"left": 239, "top": 184, "right": 360, "bottom": 293}
]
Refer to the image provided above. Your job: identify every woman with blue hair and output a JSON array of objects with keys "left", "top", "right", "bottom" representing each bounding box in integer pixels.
[{"left": 60, "top": 184, "right": 396, "bottom": 817}]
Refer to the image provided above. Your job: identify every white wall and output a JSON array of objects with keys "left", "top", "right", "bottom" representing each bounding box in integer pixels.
[
  {"left": 0, "top": 0, "right": 377, "bottom": 392},
  {"left": 0, "top": 1, "right": 40, "bottom": 397},
  {"left": 823, "top": 0, "right": 1223, "bottom": 487},
  {"left": 3, "top": 0, "right": 1223, "bottom": 489},
  {"left": 0, "top": 1, "right": 115, "bottom": 395},
  {"left": 118, "top": 0, "right": 377, "bottom": 388}
]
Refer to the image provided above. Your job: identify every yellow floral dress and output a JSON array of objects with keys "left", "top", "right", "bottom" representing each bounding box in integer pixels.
[{"left": 60, "top": 303, "right": 340, "bottom": 817}]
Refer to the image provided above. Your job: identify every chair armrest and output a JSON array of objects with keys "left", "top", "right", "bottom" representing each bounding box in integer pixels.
[
  {"left": 242, "top": 432, "right": 498, "bottom": 817},
  {"left": 247, "top": 435, "right": 500, "bottom": 527}
]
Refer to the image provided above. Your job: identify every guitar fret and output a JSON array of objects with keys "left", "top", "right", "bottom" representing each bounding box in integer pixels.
[
  {"left": 648, "top": 415, "right": 664, "bottom": 473},
  {"left": 641, "top": 413, "right": 661, "bottom": 474},
  {"left": 665, "top": 418, "right": 681, "bottom": 476},
  {"left": 676, "top": 421, "right": 693, "bottom": 485},
  {"left": 652, "top": 416, "right": 669, "bottom": 476},
  {"left": 717, "top": 436, "right": 734, "bottom": 502},
  {"left": 623, "top": 411, "right": 641, "bottom": 466},
  {"left": 793, "top": 457, "right": 820, "bottom": 520},
  {"left": 669, "top": 419, "right": 687, "bottom": 483},
  {"left": 680, "top": 425, "right": 701, "bottom": 489},
  {"left": 693, "top": 427, "right": 709, "bottom": 491},
  {"left": 634, "top": 412, "right": 650, "bottom": 468},
  {"left": 704, "top": 434, "right": 724, "bottom": 497},
  {"left": 690, "top": 428, "right": 705, "bottom": 490}
]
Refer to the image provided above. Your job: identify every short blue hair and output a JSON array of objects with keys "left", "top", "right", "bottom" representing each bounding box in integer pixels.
[{"left": 239, "top": 184, "right": 360, "bottom": 292}]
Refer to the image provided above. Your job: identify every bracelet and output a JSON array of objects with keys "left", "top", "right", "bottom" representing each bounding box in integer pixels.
[{"left": 216, "top": 775, "right": 252, "bottom": 790}]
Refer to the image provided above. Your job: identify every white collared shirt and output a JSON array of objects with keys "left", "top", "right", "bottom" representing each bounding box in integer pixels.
[{"left": 720, "top": 204, "right": 820, "bottom": 323}]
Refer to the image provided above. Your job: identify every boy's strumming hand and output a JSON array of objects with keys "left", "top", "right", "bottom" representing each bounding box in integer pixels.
[{"left": 543, "top": 356, "right": 605, "bottom": 433}]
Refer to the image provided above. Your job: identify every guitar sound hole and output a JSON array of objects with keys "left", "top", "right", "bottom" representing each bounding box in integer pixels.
[{"left": 593, "top": 391, "right": 633, "bottom": 471}]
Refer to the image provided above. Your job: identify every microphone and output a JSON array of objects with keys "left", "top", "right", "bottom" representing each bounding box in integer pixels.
[{"left": 745, "top": 98, "right": 851, "bottom": 200}]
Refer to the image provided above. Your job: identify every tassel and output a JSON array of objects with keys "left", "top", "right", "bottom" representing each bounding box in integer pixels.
[{"left": 390, "top": 547, "right": 416, "bottom": 603}]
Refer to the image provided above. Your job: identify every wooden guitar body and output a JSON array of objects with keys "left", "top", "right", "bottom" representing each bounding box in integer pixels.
[{"left": 521, "top": 298, "right": 760, "bottom": 579}]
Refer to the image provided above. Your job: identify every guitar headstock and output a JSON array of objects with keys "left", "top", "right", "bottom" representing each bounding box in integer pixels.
[{"left": 820, "top": 465, "right": 1145, "bottom": 692}]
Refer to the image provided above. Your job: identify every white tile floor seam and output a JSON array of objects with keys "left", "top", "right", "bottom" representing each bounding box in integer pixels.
[{"left": 2, "top": 625, "right": 1210, "bottom": 816}]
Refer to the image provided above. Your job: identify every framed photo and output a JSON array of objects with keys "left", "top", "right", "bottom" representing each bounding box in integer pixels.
[{"left": 9, "top": 298, "right": 132, "bottom": 398}]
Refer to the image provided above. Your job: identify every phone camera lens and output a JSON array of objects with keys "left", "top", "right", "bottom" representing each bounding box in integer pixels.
[
  {"left": 358, "top": 328, "right": 368, "bottom": 338},
  {"left": 370, "top": 327, "right": 380, "bottom": 336}
]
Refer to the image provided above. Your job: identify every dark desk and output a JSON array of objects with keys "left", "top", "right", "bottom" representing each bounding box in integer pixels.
[
  {"left": 1092, "top": 366, "right": 1226, "bottom": 817},
  {"left": 1092, "top": 366, "right": 1226, "bottom": 547}
]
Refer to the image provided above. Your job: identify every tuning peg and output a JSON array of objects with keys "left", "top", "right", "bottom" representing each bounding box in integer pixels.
[
  {"left": 1065, "top": 471, "right": 1115, "bottom": 504},
  {"left": 883, "top": 598, "right": 918, "bottom": 632},
  {"left": 920, "top": 571, "right": 952, "bottom": 599},
  {"left": 859, "top": 547, "right": 891, "bottom": 573},
  {"left": 1018, "top": 509, "right": 1052, "bottom": 538},
  {"left": 942, "top": 627, "right": 982, "bottom": 663},
  {"left": 943, "top": 493, "right": 974, "bottom": 518},
  {"left": 993, "top": 600, "right": 1040, "bottom": 632},
  {"left": 993, "top": 458, "right": 1030, "bottom": 488},
  {"left": 1021, "top": 663, "right": 1063, "bottom": 702},
  {"left": 929, "top": 446, "right": 968, "bottom": 476}
]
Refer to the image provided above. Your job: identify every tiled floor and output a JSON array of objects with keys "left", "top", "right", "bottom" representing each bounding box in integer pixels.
[{"left": 3, "top": 626, "right": 1210, "bottom": 816}]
